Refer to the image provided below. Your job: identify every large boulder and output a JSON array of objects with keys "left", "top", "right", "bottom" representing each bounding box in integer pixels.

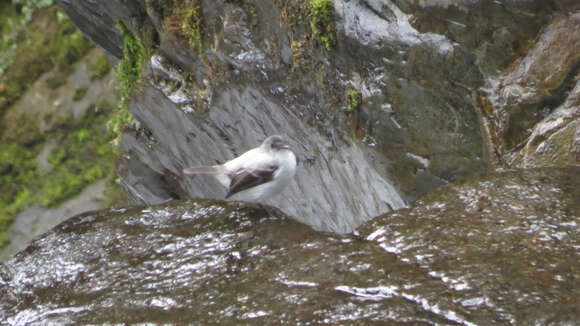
[{"left": 1, "top": 166, "right": 578, "bottom": 324}]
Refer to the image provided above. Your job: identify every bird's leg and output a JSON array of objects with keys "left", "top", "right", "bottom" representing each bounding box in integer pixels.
[{"left": 257, "top": 203, "right": 280, "bottom": 218}]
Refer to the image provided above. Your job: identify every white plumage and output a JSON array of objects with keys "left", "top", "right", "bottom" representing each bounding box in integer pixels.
[{"left": 183, "top": 135, "right": 298, "bottom": 202}]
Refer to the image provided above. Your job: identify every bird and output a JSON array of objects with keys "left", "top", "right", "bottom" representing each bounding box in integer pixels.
[{"left": 183, "top": 135, "right": 298, "bottom": 202}]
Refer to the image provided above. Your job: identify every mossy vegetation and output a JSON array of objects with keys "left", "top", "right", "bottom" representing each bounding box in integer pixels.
[
  {"left": 73, "top": 86, "right": 88, "bottom": 101},
  {"left": 110, "top": 22, "right": 147, "bottom": 146},
  {"left": 42, "top": 103, "right": 117, "bottom": 207},
  {"left": 144, "top": 0, "right": 174, "bottom": 18},
  {"left": 308, "top": 0, "right": 336, "bottom": 51},
  {"left": 276, "top": 0, "right": 309, "bottom": 29},
  {"left": 0, "top": 102, "right": 120, "bottom": 247},
  {"left": 0, "top": 2, "right": 124, "bottom": 248},
  {"left": 145, "top": 0, "right": 204, "bottom": 57},
  {"left": 291, "top": 39, "right": 310, "bottom": 71},
  {"left": 0, "top": 141, "right": 40, "bottom": 234},
  {"left": 89, "top": 55, "right": 112, "bottom": 81},
  {"left": 117, "top": 22, "right": 146, "bottom": 105},
  {"left": 241, "top": 2, "right": 259, "bottom": 28},
  {"left": 275, "top": 0, "right": 337, "bottom": 72},
  {"left": 0, "top": 0, "right": 55, "bottom": 76},
  {"left": 346, "top": 89, "right": 362, "bottom": 112},
  {"left": 0, "top": 5, "right": 93, "bottom": 126},
  {"left": 181, "top": 0, "right": 204, "bottom": 57}
]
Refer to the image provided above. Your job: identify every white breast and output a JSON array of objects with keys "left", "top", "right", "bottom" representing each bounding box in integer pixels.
[{"left": 227, "top": 149, "right": 297, "bottom": 202}]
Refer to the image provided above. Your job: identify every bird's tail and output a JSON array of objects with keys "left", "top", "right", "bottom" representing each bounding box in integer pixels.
[{"left": 183, "top": 165, "right": 225, "bottom": 175}]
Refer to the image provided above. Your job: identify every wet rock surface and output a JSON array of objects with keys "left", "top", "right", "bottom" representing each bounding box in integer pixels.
[
  {"left": 0, "top": 180, "right": 107, "bottom": 262},
  {"left": 480, "top": 10, "right": 580, "bottom": 166},
  {"left": 1, "top": 167, "right": 578, "bottom": 325},
  {"left": 55, "top": 0, "right": 580, "bottom": 233},
  {"left": 359, "top": 166, "right": 580, "bottom": 325}
]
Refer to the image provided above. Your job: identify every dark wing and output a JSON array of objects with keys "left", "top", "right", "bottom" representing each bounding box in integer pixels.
[{"left": 225, "top": 166, "right": 278, "bottom": 198}]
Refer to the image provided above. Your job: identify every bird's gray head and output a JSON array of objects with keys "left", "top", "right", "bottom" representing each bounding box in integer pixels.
[{"left": 262, "top": 135, "right": 291, "bottom": 151}]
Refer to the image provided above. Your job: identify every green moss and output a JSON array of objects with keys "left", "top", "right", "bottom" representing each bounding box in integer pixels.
[
  {"left": 42, "top": 104, "right": 117, "bottom": 207},
  {"left": 45, "top": 70, "right": 69, "bottom": 89},
  {"left": 275, "top": 0, "right": 309, "bottom": 30},
  {"left": 77, "top": 128, "right": 90, "bottom": 143},
  {"left": 241, "top": 2, "right": 259, "bottom": 28},
  {"left": 0, "top": 188, "right": 33, "bottom": 246},
  {"left": 181, "top": 0, "right": 204, "bottom": 57},
  {"left": 308, "top": 0, "right": 336, "bottom": 51},
  {"left": 53, "top": 27, "right": 94, "bottom": 70},
  {"left": 0, "top": 142, "right": 41, "bottom": 247},
  {"left": 107, "top": 103, "right": 134, "bottom": 147},
  {"left": 0, "top": 143, "right": 40, "bottom": 195},
  {"left": 0, "top": 3, "right": 124, "bottom": 248},
  {"left": 0, "top": 99, "right": 124, "bottom": 248},
  {"left": 346, "top": 89, "right": 362, "bottom": 112},
  {"left": 73, "top": 86, "right": 88, "bottom": 101},
  {"left": 0, "top": 0, "right": 55, "bottom": 76},
  {"left": 89, "top": 54, "right": 112, "bottom": 81},
  {"left": 0, "top": 6, "right": 93, "bottom": 130},
  {"left": 111, "top": 21, "right": 147, "bottom": 146},
  {"left": 144, "top": 0, "right": 174, "bottom": 19},
  {"left": 117, "top": 22, "right": 145, "bottom": 104}
]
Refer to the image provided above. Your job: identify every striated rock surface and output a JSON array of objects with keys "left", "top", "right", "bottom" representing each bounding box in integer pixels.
[
  {"left": 519, "top": 78, "right": 580, "bottom": 168},
  {"left": 479, "top": 10, "right": 580, "bottom": 166},
  {"left": 55, "top": 0, "right": 580, "bottom": 232},
  {"left": 1, "top": 167, "right": 578, "bottom": 325}
]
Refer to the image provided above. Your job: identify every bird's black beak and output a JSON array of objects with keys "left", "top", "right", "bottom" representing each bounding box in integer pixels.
[{"left": 271, "top": 137, "right": 291, "bottom": 150}]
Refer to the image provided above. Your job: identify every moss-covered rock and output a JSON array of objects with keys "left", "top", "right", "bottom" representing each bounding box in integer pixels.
[
  {"left": 89, "top": 55, "right": 112, "bottom": 81},
  {"left": 181, "top": 0, "right": 204, "bottom": 57},
  {"left": 346, "top": 89, "right": 362, "bottom": 112},
  {"left": 0, "top": 3, "right": 124, "bottom": 249},
  {"left": 116, "top": 22, "right": 146, "bottom": 105},
  {"left": 109, "top": 22, "right": 149, "bottom": 146},
  {"left": 308, "top": 0, "right": 336, "bottom": 51},
  {"left": 0, "top": 5, "right": 93, "bottom": 126},
  {"left": 73, "top": 86, "right": 88, "bottom": 101},
  {"left": 0, "top": 99, "right": 118, "bottom": 247}
]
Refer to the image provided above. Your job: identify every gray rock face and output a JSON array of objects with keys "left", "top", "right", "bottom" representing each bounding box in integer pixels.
[
  {"left": 55, "top": 0, "right": 147, "bottom": 65},
  {"left": 480, "top": 10, "right": 580, "bottom": 166},
  {"left": 1, "top": 167, "right": 578, "bottom": 324},
  {"left": 54, "top": 0, "right": 580, "bottom": 232},
  {"left": 124, "top": 80, "right": 406, "bottom": 233},
  {"left": 53, "top": 0, "right": 580, "bottom": 233}
]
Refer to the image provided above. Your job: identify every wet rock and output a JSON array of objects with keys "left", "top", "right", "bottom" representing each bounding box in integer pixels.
[
  {"left": 359, "top": 167, "right": 580, "bottom": 325},
  {"left": 396, "top": 0, "right": 580, "bottom": 168},
  {"left": 520, "top": 77, "right": 580, "bottom": 168},
  {"left": 55, "top": 0, "right": 149, "bottom": 65},
  {"left": 54, "top": 0, "right": 580, "bottom": 233},
  {"left": 480, "top": 10, "right": 580, "bottom": 164},
  {"left": 359, "top": 166, "right": 580, "bottom": 325},
  {"left": 0, "top": 181, "right": 107, "bottom": 261},
  {"left": 123, "top": 82, "right": 405, "bottom": 233},
  {"left": 1, "top": 167, "right": 578, "bottom": 324}
]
